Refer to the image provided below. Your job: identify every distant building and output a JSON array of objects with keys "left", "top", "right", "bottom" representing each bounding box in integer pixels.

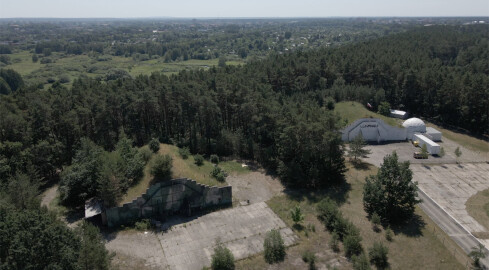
[
  {"left": 341, "top": 117, "right": 442, "bottom": 155},
  {"left": 390, "top": 109, "right": 408, "bottom": 119}
]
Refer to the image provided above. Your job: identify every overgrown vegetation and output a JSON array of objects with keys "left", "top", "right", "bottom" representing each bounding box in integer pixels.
[
  {"left": 0, "top": 18, "right": 485, "bottom": 269},
  {"left": 150, "top": 154, "right": 173, "bottom": 180},
  {"left": 263, "top": 229, "right": 286, "bottom": 264},
  {"left": 211, "top": 241, "right": 235, "bottom": 270},
  {"left": 368, "top": 241, "right": 389, "bottom": 269}
]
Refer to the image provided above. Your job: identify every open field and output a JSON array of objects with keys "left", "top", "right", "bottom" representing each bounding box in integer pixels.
[
  {"left": 236, "top": 162, "right": 464, "bottom": 270},
  {"left": 466, "top": 189, "right": 489, "bottom": 236},
  {"left": 426, "top": 122, "right": 489, "bottom": 154},
  {"left": 3, "top": 50, "right": 244, "bottom": 89},
  {"left": 121, "top": 144, "right": 247, "bottom": 205},
  {"left": 334, "top": 101, "right": 400, "bottom": 127}
]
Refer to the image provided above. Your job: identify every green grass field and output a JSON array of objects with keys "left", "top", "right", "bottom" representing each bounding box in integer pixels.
[
  {"left": 426, "top": 122, "right": 489, "bottom": 154},
  {"left": 466, "top": 188, "right": 489, "bottom": 238},
  {"left": 334, "top": 101, "right": 400, "bottom": 127},
  {"left": 3, "top": 50, "right": 244, "bottom": 89}
]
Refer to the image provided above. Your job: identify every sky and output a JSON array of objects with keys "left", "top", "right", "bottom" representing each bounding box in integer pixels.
[{"left": 0, "top": 0, "right": 488, "bottom": 18}]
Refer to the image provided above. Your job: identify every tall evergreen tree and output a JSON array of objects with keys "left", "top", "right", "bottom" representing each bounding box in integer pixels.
[{"left": 363, "top": 151, "right": 420, "bottom": 223}]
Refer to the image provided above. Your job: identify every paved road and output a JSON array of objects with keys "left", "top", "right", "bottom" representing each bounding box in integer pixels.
[{"left": 418, "top": 187, "right": 489, "bottom": 268}]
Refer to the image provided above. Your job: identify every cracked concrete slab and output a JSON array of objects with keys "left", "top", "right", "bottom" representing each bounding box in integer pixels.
[
  {"left": 412, "top": 163, "right": 489, "bottom": 248},
  {"left": 106, "top": 202, "right": 296, "bottom": 270}
]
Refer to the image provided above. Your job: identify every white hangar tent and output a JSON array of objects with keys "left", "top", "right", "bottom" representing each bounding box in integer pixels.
[
  {"left": 341, "top": 118, "right": 406, "bottom": 143},
  {"left": 341, "top": 117, "right": 443, "bottom": 151}
]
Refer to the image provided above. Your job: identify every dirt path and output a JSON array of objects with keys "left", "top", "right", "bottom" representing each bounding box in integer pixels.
[{"left": 41, "top": 184, "right": 58, "bottom": 208}]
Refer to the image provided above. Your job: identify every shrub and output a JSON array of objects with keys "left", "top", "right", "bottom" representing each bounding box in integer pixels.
[
  {"left": 179, "top": 147, "right": 190, "bottom": 159},
  {"left": 329, "top": 231, "right": 340, "bottom": 252},
  {"left": 469, "top": 244, "right": 487, "bottom": 269},
  {"left": 59, "top": 75, "right": 70, "bottom": 84},
  {"left": 369, "top": 242, "right": 389, "bottom": 269},
  {"left": 40, "top": 57, "right": 53, "bottom": 64},
  {"left": 149, "top": 138, "right": 160, "bottom": 153},
  {"left": 385, "top": 227, "right": 393, "bottom": 242},
  {"left": 371, "top": 212, "right": 381, "bottom": 232},
  {"left": 352, "top": 253, "right": 371, "bottom": 270},
  {"left": 302, "top": 250, "right": 316, "bottom": 270},
  {"left": 194, "top": 154, "right": 204, "bottom": 166},
  {"left": 290, "top": 205, "right": 304, "bottom": 226},
  {"left": 317, "top": 198, "right": 341, "bottom": 230},
  {"left": 439, "top": 147, "right": 446, "bottom": 157},
  {"left": 377, "top": 101, "right": 391, "bottom": 116},
  {"left": 343, "top": 233, "right": 363, "bottom": 258},
  {"left": 211, "top": 242, "right": 235, "bottom": 270},
  {"left": 210, "top": 166, "right": 227, "bottom": 182},
  {"left": 138, "top": 147, "right": 153, "bottom": 162},
  {"left": 150, "top": 154, "right": 172, "bottom": 180},
  {"left": 134, "top": 219, "right": 151, "bottom": 231},
  {"left": 210, "top": 154, "right": 220, "bottom": 164},
  {"left": 263, "top": 229, "right": 286, "bottom": 264}
]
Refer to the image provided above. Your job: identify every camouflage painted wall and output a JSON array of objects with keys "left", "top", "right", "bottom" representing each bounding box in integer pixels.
[{"left": 105, "top": 178, "right": 232, "bottom": 227}]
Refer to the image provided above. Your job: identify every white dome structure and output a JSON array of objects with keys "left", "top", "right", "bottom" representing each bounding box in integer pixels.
[
  {"left": 402, "top": 117, "right": 425, "bottom": 128},
  {"left": 403, "top": 117, "right": 426, "bottom": 139}
]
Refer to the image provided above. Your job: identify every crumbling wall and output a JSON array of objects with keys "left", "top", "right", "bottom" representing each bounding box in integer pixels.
[{"left": 105, "top": 178, "right": 232, "bottom": 227}]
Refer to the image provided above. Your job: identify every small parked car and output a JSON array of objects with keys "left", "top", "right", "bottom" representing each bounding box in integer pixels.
[{"left": 413, "top": 152, "right": 428, "bottom": 159}]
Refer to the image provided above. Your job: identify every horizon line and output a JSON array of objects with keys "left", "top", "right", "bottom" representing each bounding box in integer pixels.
[{"left": 1, "top": 15, "right": 488, "bottom": 20}]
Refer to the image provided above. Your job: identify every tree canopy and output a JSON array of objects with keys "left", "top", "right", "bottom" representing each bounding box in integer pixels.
[{"left": 363, "top": 151, "right": 420, "bottom": 223}]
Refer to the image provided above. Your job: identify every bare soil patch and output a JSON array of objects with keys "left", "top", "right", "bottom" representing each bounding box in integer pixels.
[{"left": 226, "top": 170, "right": 284, "bottom": 204}]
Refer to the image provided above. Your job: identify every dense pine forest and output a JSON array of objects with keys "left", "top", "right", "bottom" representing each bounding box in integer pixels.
[{"left": 0, "top": 21, "right": 488, "bottom": 268}]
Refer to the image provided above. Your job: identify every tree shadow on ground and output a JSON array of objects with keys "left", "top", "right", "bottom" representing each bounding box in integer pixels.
[
  {"left": 100, "top": 203, "right": 233, "bottom": 242},
  {"left": 282, "top": 181, "right": 351, "bottom": 207},
  {"left": 65, "top": 208, "right": 84, "bottom": 224},
  {"left": 389, "top": 213, "right": 426, "bottom": 237},
  {"left": 292, "top": 223, "right": 304, "bottom": 231},
  {"left": 352, "top": 160, "right": 370, "bottom": 171}
]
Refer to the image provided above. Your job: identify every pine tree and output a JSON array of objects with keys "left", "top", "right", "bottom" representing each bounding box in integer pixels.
[
  {"left": 290, "top": 205, "right": 304, "bottom": 226},
  {"left": 348, "top": 134, "right": 371, "bottom": 161}
]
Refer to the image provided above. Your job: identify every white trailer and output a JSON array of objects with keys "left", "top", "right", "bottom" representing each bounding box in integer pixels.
[
  {"left": 425, "top": 127, "right": 442, "bottom": 142},
  {"left": 413, "top": 134, "right": 440, "bottom": 155}
]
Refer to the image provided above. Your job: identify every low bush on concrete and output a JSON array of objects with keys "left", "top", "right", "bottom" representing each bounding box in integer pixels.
[
  {"left": 134, "top": 219, "right": 151, "bottom": 231},
  {"left": 211, "top": 241, "right": 235, "bottom": 270},
  {"left": 264, "top": 229, "right": 286, "bottom": 264}
]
